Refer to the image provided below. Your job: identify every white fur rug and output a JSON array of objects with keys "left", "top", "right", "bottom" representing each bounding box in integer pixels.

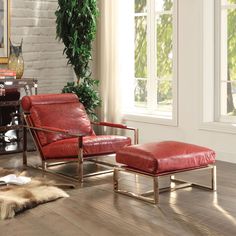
[{"left": 0, "top": 168, "right": 69, "bottom": 220}]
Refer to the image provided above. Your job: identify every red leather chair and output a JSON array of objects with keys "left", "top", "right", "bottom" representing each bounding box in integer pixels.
[{"left": 21, "top": 93, "right": 138, "bottom": 182}]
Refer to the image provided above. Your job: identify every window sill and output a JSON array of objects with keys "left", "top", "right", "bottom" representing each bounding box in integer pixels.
[
  {"left": 123, "top": 113, "right": 178, "bottom": 126},
  {"left": 199, "top": 121, "right": 236, "bottom": 134}
]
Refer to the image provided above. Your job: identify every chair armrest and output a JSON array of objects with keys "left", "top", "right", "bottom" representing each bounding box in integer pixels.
[
  {"left": 91, "top": 121, "right": 139, "bottom": 144},
  {"left": 92, "top": 121, "right": 133, "bottom": 130},
  {"left": 23, "top": 125, "right": 86, "bottom": 138}
]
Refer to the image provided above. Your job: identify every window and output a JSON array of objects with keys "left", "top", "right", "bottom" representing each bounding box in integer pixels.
[
  {"left": 215, "top": 0, "right": 236, "bottom": 123},
  {"left": 201, "top": 0, "right": 236, "bottom": 133},
  {"left": 128, "top": 0, "right": 178, "bottom": 124}
]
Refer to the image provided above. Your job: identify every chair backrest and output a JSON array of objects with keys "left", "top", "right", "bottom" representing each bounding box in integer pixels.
[{"left": 21, "top": 93, "right": 94, "bottom": 146}]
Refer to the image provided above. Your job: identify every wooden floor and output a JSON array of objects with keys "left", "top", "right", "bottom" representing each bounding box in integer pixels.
[{"left": 0, "top": 152, "right": 236, "bottom": 236}]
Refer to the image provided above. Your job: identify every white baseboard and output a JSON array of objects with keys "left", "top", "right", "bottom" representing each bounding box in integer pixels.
[{"left": 216, "top": 151, "right": 236, "bottom": 164}]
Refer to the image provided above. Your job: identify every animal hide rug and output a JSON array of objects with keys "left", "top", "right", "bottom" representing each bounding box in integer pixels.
[{"left": 0, "top": 168, "right": 69, "bottom": 220}]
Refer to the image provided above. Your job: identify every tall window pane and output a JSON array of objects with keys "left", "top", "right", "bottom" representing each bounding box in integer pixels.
[
  {"left": 134, "top": 79, "right": 147, "bottom": 107},
  {"left": 156, "top": 1, "right": 173, "bottom": 117},
  {"left": 133, "top": 0, "right": 177, "bottom": 120},
  {"left": 135, "top": 16, "right": 147, "bottom": 78},
  {"left": 155, "top": 0, "right": 173, "bottom": 12},
  {"left": 226, "top": 8, "right": 236, "bottom": 115},
  {"left": 156, "top": 14, "right": 173, "bottom": 79},
  {"left": 135, "top": 0, "right": 147, "bottom": 107},
  {"left": 219, "top": 3, "right": 236, "bottom": 119},
  {"left": 135, "top": 0, "right": 147, "bottom": 13},
  {"left": 156, "top": 80, "right": 172, "bottom": 113},
  {"left": 227, "top": 0, "right": 236, "bottom": 4}
]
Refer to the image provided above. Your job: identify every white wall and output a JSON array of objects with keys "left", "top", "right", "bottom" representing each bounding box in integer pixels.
[
  {"left": 124, "top": 0, "right": 236, "bottom": 163},
  {"left": 11, "top": 0, "right": 73, "bottom": 94}
]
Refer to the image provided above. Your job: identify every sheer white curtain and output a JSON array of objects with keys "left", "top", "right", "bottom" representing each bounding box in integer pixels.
[{"left": 96, "top": 0, "right": 134, "bottom": 125}]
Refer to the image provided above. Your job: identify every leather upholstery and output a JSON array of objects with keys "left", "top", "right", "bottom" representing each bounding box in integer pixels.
[
  {"left": 96, "top": 122, "right": 128, "bottom": 129},
  {"left": 21, "top": 93, "right": 131, "bottom": 160},
  {"left": 42, "top": 135, "right": 131, "bottom": 159},
  {"left": 30, "top": 103, "right": 94, "bottom": 145},
  {"left": 116, "top": 141, "right": 216, "bottom": 174},
  {"left": 21, "top": 93, "right": 79, "bottom": 112},
  {"left": 22, "top": 94, "right": 94, "bottom": 146}
]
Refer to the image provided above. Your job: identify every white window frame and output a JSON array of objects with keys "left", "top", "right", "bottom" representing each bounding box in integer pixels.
[
  {"left": 201, "top": 0, "right": 236, "bottom": 134},
  {"left": 124, "top": 0, "right": 178, "bottom": 126},
  {"left": 215, "top": 0, "right": 236, "bottom": 123}
]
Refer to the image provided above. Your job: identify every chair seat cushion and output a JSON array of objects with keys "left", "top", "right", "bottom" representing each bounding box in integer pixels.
[
  {"left": 42, "top": 135, "right": 131, "bottom": 159},
  {"left": 116, "top": 141, "right": 216, "bottom": 174}
]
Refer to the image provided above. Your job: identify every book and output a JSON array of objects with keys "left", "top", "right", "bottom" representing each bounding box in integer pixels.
[
  {"left": 0, "top": 69, "right": 16, "bottom": 78},
  {"left": 0, "top": 71, "right": 16, "bottom": 74},
  {"left": 0, "top": 76, "right": 16, "bottom": 79},
  {"left": 0, "top": 181, "right": 7, "bottom": 186},
  {"left": 0, "top": 174, "right": 31, "bottom": 185},
  {"left": 0, "top": 72, "right": 16, "bottom": 76},
  {"left": 0, "top": 69, "right": 16, "bottom": 73}
]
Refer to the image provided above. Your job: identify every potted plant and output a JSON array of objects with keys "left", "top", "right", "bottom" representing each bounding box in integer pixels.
[{"left": 55, "top": 0, "right": 101, "bottom": 120}]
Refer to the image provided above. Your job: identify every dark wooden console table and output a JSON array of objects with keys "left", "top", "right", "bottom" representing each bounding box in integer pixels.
[
  {"left": 0, "top": 78, "right": 38, "bottom": 96},
  {"left": 0, "top": 78, "right": 38, "bottom": 153}
]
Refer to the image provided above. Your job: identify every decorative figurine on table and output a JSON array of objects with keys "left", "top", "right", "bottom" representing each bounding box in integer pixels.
[{"left": 8, "top": 39, "right": 24, "bottom": 80}]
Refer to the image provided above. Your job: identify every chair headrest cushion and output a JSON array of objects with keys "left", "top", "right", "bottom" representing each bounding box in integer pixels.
[{"left": 21, "top": 93, "right": 79, "bottom": 112}]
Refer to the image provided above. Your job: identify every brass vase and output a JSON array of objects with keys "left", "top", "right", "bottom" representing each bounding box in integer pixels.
[{"left": 8, "top": 39, "right": 24, "bottom": 79}]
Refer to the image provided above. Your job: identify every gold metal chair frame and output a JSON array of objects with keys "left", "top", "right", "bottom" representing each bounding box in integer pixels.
[
  {"left": 114, "top": 165, "right": 217, "bottom": 204},
  {"left": 22, "top": 119, "right": 139, "bottom": 183}
]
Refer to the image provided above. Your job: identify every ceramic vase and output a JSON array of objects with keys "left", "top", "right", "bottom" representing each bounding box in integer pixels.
[{"left": 8, "top": 39, "right": 24, "bottom": 79}]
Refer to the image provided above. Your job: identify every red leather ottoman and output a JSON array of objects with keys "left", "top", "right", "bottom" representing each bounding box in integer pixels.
[{"left": 114, "top": 141, "right": 216, "bottom": 204}]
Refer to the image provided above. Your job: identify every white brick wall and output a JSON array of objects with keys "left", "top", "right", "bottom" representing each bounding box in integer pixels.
[{"left": 11, "top": 0, "right": 73, "bottom": 94}]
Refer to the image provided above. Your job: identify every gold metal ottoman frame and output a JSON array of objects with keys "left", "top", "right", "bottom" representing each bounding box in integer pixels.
[{"left": 113, "top": 165, "right": 217, "bottom": 204}]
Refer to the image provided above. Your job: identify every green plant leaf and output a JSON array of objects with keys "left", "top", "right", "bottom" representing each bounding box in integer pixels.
[{"left": 56, "top": 0, "right": 101, "bottom": 120}]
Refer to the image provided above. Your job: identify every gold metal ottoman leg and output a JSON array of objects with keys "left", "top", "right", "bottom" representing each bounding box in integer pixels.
[
  {"left": 113, "top": 167, "right": 159, "bottom": 204},
  {"left": 114, "top": 168, "right": 119, "bottom": 191},
  {"left": 153, "top": 176, "right": 159, "bottom": 204},
  {"left": 212, "top": 165, "right": 217, "bottom": 191}
]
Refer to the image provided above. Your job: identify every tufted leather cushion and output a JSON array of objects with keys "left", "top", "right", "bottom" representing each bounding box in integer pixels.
[
  {"left": 116, "top": 141, "right": 216, "bottom": 174},
  {"left": 42, "top": 135, "right": 131, "bottom": 159},
  {"left": 21, "top": 94, "right": 94, "bottom": 146}
]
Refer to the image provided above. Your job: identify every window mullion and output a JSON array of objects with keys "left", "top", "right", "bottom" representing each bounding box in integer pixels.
[
  {"left": 172, "top": 0, "right": 178, "bottom": 123},
  {"left": 220, "top": 1, "right": 228, "bottom": 120},
  {"left": 147, "top": 0, "right": 157, "bottom": 112},
  {"left": 214, "top": 0, "right": 221, "bottom": 121}
]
